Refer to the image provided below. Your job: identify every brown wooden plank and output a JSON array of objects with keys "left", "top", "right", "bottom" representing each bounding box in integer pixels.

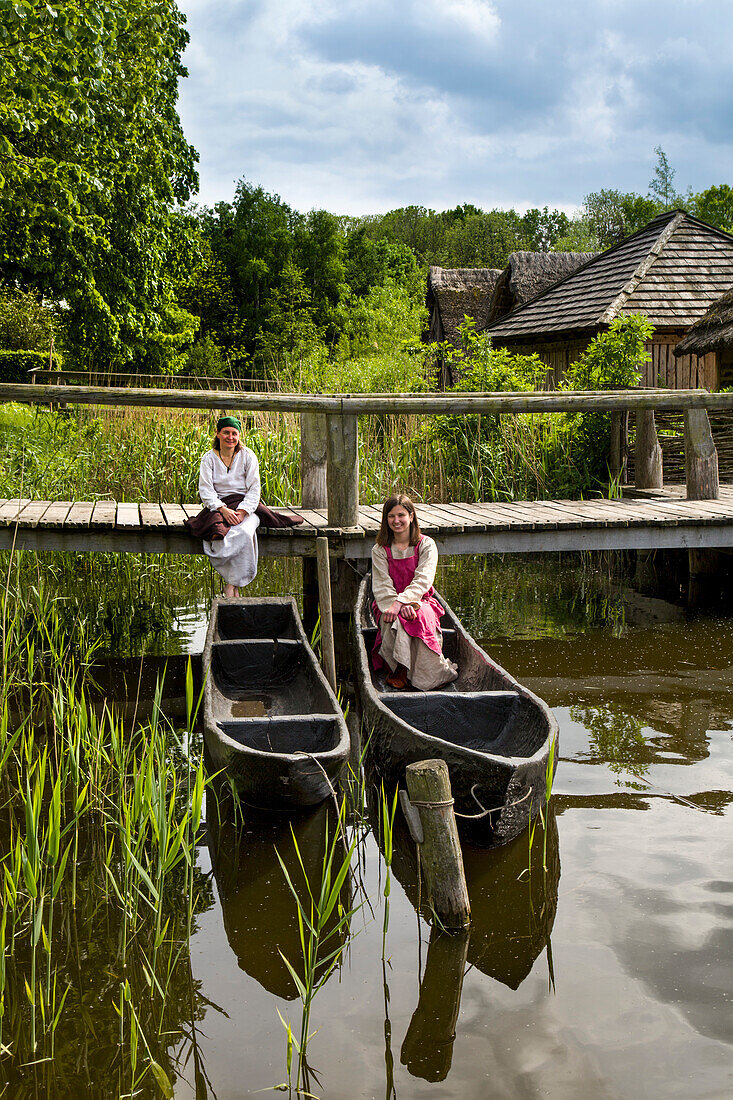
[
  {"left": 65, "top": 502, "right": 95, "bottom": 528},
  {"left": 356, "top": 508, "right": 381, "bottom": 532},
  {"left": 139, "top": 503, "right": 166, "bottom": 528},
  {"left": 293, "top": 507, "right": 329, "bottom": 528},
  {"left": 15, "top": 501, "right": 53, "bottom": 527},
  {"left": 41, "top": 502, "right": 73, "bottom": 528},
  {"left": 160, "top": 503, "right": 188, "bottom": 527},
  {"left": 427, "top": 503, "right": 488, "bottom": 530},
  {"left": 0, "top": 498, "right": 32, "bottom": 524},
  {"left": 409, "top": 503, "right": 447, "bottom": 531},
  {"left": 584, "top": 498, "right": 679, "bottom": 526},
  {"left": 439, "top": 503, "right": 492, "bottom": 530},
  {"left": 117, "top": 503, "right": 141, "bottom": 528},
  {"left": 90, "top": 501, "right": 117, "bottom": 528},
  {"left": 183, "top": 503, "right": 202, "bottom": 519}
]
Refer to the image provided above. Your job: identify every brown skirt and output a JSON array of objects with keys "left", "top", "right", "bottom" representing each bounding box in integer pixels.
[{"left": 184, "top": 494, "right": 304, "bottom": 542}]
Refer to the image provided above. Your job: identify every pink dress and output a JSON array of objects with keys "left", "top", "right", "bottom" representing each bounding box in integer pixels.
[{"left": 372, "top": 538, "right": 458, "bottom": 690}]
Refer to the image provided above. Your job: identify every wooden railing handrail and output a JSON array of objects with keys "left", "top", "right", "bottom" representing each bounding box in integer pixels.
[{"left": 6, "top": 381, "right": 733, "bottom": 415}]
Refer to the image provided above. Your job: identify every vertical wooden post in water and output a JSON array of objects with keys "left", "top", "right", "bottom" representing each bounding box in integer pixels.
[
  {"left": 327, "top": 412, "right": 360, "bottom": 673},
  {"left": 634, "top": 409, "right": 663, "bottom": 489},
  {"left": 300, "top": 412, "right": 328, "bottom": 634},
  {"left": 684, "top": 408, "right": 719, "bottom": 500},
  {"left": 315, "top": 537, "right": 337, "bottom": 692},
  {"left": 405, "top": 760, "right": 470, "bottom": 930},
  {"left": 326, "top": 412, "right": 359, "bottom": 529},
  {"left": 685, "top": 408, "right": 720, "bottom": 604}
]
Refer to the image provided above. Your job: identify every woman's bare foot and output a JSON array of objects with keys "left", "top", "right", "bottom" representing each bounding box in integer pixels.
[
  {"left": 224, "top": 584, "right": 239, "bottom": 598},
  {"left": 386, "top": 665, "right": 409, "bottom": 690}
]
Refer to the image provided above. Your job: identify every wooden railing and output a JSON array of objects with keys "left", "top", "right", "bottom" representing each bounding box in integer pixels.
[{"left": 3, "top": 382, "right": 729, "bottom": 524}]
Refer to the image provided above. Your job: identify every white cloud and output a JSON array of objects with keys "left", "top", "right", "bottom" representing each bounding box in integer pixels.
[{"left": 176, "top": 0, "right": 733, "bottom": 213}]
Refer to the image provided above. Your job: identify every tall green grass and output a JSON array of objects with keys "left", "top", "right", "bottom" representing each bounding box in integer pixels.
[{"left": 0, "top": 554, "right": 212, "bottom": 1095}]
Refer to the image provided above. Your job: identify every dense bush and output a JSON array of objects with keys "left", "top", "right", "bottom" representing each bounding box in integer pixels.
[{"left": 0, "top": 349, "right": 51, "bottom": 383}]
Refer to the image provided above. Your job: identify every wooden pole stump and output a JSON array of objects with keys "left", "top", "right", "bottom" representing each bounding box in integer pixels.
[
  {"left": 405, "top": 760, "right": 470, "bottom": 930},
  {"left": 400, "top": 926, "right": 469, "bottom": 1082},
  {"left": 300, "top": 412, "right": 328, "bottom": 635},
  {"left": 634, "top": 409, "right": 663, "bottom": 489},
  {"left": 326, "top": 412, "right": 360, "bottom": 673}
]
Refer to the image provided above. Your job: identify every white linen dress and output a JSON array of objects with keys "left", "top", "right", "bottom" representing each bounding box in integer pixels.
[{"left": 197, "top": 447, "right": 261, "bottom": 587}]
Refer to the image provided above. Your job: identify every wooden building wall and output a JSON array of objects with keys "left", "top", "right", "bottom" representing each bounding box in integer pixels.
[
  {"left": 642, "top": 338, "right": 717, "bottom": 390},
  {"left": 493, "top": 335, "right": 719, "bottom": 391}
]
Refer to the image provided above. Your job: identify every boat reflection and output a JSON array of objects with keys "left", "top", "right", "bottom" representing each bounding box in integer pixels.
[
  {"left": 371, "top": 789, "right": 560, "bottom": 1082},
  {"left": 208, "top": 800, "right": 352, "bottom": 1000}
]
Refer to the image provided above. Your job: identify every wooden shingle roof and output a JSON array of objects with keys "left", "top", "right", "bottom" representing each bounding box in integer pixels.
[
  {"left": 487, "top": 251, "right": 597, "bottom": 324},
  {"left": 485, "top": 211, "right": 733, "bottom": 342},
  {"left": 427, "top": 267, "right": 502, "bottom": 343}
]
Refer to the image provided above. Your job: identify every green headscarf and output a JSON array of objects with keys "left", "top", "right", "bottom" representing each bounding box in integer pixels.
[{"left": 216, "top": 415, "right": 242, "bottom": 432}]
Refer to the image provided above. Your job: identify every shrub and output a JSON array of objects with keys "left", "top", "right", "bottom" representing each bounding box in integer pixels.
[{"left": 0, "top": 349, "right": 52, "bottom": 383}]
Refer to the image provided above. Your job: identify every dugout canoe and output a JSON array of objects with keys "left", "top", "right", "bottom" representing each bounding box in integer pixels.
[
  {"left": 203, "top": 597, "right": 349, "bottom": 809},
  {"left": 354, "top": 574, "right": 558, "bottom": 847}
]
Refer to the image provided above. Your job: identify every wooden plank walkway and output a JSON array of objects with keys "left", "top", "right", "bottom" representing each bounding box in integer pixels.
[{"left": 3, "top": 488, "right": 733, "bottom": 558}]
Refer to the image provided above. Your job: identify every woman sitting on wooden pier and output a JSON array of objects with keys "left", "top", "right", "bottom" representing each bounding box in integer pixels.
[
  {"left": 371, "top": 494, "right": 458, "bottom": 691},
  {"left": 186, "top": 415, "right": 261, "bottom": 597}
]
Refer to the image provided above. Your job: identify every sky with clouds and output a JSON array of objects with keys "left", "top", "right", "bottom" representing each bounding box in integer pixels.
[{"left": 176, "top": 0, "right": 733, "bottom": 217}]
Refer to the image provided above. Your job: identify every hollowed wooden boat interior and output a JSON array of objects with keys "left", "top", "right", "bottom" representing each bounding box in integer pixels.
[
  {"left": 355, "top": 575, "right": 558, "bottom": 846},
  {"left": 204, "top": 597, "right": 349, "bottom": 809}
]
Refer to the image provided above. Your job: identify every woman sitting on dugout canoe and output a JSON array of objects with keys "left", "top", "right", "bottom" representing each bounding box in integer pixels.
[{"left": 371, "top": 494, "right": 458, "bottom": 691}]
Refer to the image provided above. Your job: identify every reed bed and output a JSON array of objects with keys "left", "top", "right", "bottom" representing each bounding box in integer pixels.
[
  {"left": 1, "top": 393, "right": 608, "bottom": 510},
  {"left": 0, "top": 556, "right": 212, "bottom": 1096}
]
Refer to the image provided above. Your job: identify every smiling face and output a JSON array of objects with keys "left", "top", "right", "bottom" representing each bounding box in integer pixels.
[
  {"left": 216, "top": 426, "right": 240, "bottom": 452},
  {"left": 387, "top": 504, "right": 412, "bottom": 539}
]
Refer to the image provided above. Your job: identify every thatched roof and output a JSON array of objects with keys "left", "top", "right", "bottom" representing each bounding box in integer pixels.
[
  {"left": 673, "top": 287, "right": 733, "bottom": 357},
  {"left": 485, "top": 211, "right": 733, "bottom": 343},
  {"left": 487, "top": 251, "right": 597, "bottom": 324},
  {"left": 426, "top": 267, "right": 502, "bottom": 344}
]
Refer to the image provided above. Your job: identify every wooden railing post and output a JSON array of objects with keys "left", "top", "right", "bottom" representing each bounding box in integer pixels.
[
  {"left": 300, "top": 412, "right": 328, "bottom": 510},
  {"left": 635, "top": 409, "right": 663, "bottom": 489},
  {"left": 684, "top": 408, "right": 719, "bottom": 500},
  {"left": 326, "top": 412, "right": 359, "bottom": 528}
]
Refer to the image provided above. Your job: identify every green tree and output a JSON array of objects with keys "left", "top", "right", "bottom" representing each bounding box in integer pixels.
[
  {"left": 648, "top": 145, "right": 680, "bottom": 209},
  {"left": 521, "top": 207, "right": 571, "bottom": 252},
  {"left": 294, "top": 209, "right": 346, "bottom": 341},
  {"left": 0, "top": 0, "right": 198, "bottom": 367},
  {"left": 0, "top": 289, "right": 58, "bottom": 351},
  {"left": 689, "top": 184, "right": 733, "bottom": 231},
  {"left": 580, "top": 190, "right": 661, "bottom": 250}
]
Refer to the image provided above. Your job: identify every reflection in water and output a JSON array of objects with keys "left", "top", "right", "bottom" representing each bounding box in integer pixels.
[
  {"left": 207, "top": 800, "right": 352, "bottom": 1000},
  {"left": 371, "top": 789, "right": 560, "bottom": 1084},
  {"left": 400, "top": 927, "right": 469, "bottom": 1082},
  {"left": 571, "top": 704, "right": 649, "bottom": 779}
]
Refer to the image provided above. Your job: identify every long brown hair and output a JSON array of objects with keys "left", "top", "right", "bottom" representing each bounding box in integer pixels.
[{"left": 376, "top": 494, "right": 421, "bottom": 547}]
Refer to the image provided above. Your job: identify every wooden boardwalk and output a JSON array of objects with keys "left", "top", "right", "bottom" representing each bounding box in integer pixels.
[{"left": 3, "top": 487, "right": 733, "bottom": 558}]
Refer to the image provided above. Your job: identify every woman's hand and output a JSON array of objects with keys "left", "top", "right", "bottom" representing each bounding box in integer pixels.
[
  {"left": 219, "top": 505, "right": 246, "bottom": 525},
  {"left": 383, "top": 600, "right": 417, "bottom": 623}
]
